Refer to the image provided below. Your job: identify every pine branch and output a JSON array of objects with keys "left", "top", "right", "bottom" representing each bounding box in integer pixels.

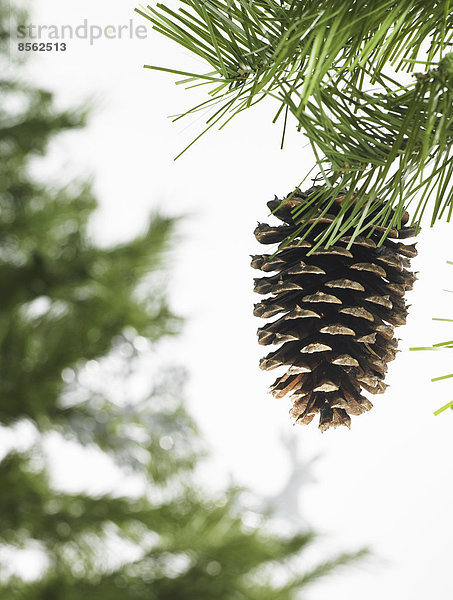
[
  {"left": 137, "top": 1, "right": 452, "bottom": 98},
  {"left": 137, "top": 0, "right": 453, "bottom": 244},
  {"left": 277, "top": 61, "right": 453, "bottom": 247}
]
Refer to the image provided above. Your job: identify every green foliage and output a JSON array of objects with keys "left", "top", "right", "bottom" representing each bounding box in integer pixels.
[
  {"left": 138, "top": 1, "right": 451, "bottom": 89},
  {"left": 137, "top": 0, "right": 453, "bottom": 247},
  {"left": 0, "top": 90, "right": 179, "bottom": 425},
  {"left": 0, "top": 2, "right": 365, "bottom": 598},
  {"left": 0, "top": 61, "right": 180, "bottom": 428},
  {"left": 411, "top": 261, "right": 453, "bottom": 415}
]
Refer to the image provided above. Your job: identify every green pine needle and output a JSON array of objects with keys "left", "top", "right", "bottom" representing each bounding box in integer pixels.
[{"left": 434, "top": 400, "right": 453, "bottom": 415}]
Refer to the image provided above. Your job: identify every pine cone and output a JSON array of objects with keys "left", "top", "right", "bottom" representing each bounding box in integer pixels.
[{"left": 252, "top": 187, "right": 418, "bottom": 431}]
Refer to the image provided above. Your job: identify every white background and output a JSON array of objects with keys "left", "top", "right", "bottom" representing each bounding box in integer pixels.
[{"left": 9, "top": 1, "right": 453, "bottom": 598}]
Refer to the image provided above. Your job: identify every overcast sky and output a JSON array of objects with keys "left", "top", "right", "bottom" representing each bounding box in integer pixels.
[{"left": 11, "top": 1, "right": 453, "bottom": 598}]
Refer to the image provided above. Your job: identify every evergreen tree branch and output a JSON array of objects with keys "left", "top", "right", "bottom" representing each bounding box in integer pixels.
[{"left": 137, "top": 0, "right": 453, "bottom": 244}]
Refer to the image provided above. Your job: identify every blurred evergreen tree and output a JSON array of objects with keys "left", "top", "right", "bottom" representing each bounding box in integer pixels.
[{"left": 0, "top": 3, "right": 364, "bottom": 598}]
